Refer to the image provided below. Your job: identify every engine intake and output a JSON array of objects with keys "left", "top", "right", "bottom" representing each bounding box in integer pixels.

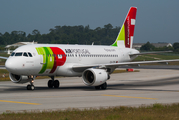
[
  {"left": 9, "top": 73, "right": 31, "bottom": 84},
  {"left": 82, "top": 68, "right": 109, "bottom": 86}
]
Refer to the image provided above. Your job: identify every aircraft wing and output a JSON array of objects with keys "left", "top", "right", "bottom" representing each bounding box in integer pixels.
[
  {"left": 104, "top": 59, "right": 179, "bottom": 67},
  {"left": 0, "top": 56, "right": 8, "bottom": 59},
  {"left": 129, "top": 51, "right": 172, "bottom": 56},
  {"left": 72, "top": 59, "right": 179, "bottom": 72}
]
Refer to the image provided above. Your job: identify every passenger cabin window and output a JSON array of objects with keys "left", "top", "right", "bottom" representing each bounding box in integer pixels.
[
  {"left": 15, "top": 53, "right": 23, "bottom": 56},
  {"left": 10, "top": 52, "right": 15, "bottom": 56},
  {"left": 28, "top": 52, "right": 33, "bottom": 57},
  {"left": 23, "top": 52, "right": 28, "bottom": 57}
]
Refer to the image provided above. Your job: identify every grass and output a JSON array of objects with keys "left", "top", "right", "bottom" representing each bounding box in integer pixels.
[
  {"left": 0, "top": 52, "right": 8, "bottom": 65},
  {"left": 133, "top": 54, "right": 179, "bottom": 65},
  {"left": 112, "top": 69, "right": 139, "bottom": 73},
  {"left": 134, "top": 54, "right": 179, "bottom": 61},
  {"left": 0, "top": 69, "right": 10, "bottom": 81},
  {"left": 0, "top": 103, "right": 179, "bottom": 120}
]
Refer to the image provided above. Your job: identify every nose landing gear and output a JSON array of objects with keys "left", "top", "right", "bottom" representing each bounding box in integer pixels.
[{"left": 27, "top": 76, "right": 35, "bottom": 90}]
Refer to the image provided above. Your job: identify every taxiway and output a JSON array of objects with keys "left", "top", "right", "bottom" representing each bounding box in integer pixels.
[{"left": 0, "top": 68, "right": 179, "bottom": 113}]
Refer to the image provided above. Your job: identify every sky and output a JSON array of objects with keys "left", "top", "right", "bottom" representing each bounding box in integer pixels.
[{"left": 0, "top": 0, "right": 179, "bottom": 43}]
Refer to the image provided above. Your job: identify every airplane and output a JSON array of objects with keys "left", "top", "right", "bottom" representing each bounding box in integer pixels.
[{"left": 1, "top": 7, "right": 179, "bottom": 90}]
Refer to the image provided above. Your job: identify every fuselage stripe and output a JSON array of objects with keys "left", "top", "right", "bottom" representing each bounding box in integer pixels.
[
  {"left": 36, "top": 47, "right": 66, "bottom": 74},
  {"left": 46, "top": 47, "right": 54, "bottom": 70},
  {"left": 39, "top": 47, "right": 48, "bottom": 73},
  {"left": 49, "top": 47, "right": 57, "bottom": 73}
]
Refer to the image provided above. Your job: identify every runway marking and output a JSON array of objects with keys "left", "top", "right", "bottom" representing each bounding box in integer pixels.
[
  {"left": 0, "top": 100, "right": 41, "bottom": 105},
  {"left": 102, "top": 94, "right": 158, "bottom": 100}
]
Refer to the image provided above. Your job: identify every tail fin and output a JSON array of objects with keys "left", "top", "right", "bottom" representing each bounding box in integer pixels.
[{"left": 112, "top": 7, "right": 137, "bottom": 48}]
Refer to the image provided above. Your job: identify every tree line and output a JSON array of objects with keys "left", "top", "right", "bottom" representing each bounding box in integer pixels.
[
  {"left": 140, "top": 42, "right": 179, "bottom": 53},
  {"left": 0, "top": 24, "right": 120, "bottom": 47},
  {"left": 0, "top": 24, "right": 179, "bottom": 53}
]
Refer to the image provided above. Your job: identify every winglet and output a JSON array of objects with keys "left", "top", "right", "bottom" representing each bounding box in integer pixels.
[{"left": 112, "top": 7, "right": 137, "bottom": 48}]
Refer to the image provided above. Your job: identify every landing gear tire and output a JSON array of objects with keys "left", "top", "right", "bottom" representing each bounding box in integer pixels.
[
  {"left": 54, "top": 80, "right": 60, "bottom": 88},
  {"left": 95, "top": 86, "right": 100, "bottom": 90},
  {"left": 48, "top": 80, "right": 53, "bottom": 88},
  {"left": 27, "top": 84, "right": 35, "bottom": 90},
  {"left": 101, "top": 82, "right": 107, "bottom": 90},
  {"left": 27, "top": 84, "right": 31, "bottom": 90},
  {"left": 48, "top": 80, "right": 60, "bottom": 88},
  {"left": 95, "top": 82, "right": 107, "bottom": 90}
]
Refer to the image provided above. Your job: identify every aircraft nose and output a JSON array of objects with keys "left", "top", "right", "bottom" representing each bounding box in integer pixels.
[{"left": 5, "top": 58, "right": 16, "bottom": 72}]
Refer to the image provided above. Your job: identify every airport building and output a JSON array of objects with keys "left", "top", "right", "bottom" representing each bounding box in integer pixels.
[
  {"left": 5, "top": 41, "right": 37, "bottom": 54},
  {"left": 133, "top": 43, "right": 172, "bottom": 49}
]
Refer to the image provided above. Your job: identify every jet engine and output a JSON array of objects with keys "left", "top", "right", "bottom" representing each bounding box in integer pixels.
[
  {"left": 82, "top": 68, "right": 109, "bottom": 86},
  {"left": 9, "top": 73, "right": 32, "bottom": 84}
]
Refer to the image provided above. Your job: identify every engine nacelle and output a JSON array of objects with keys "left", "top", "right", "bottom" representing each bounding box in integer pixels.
[
  {"left": 9, "top": 73, "right": 31, "bottom": 84},
  {"left": 82, "top": 68, "right": 109, "bottom": 86}
]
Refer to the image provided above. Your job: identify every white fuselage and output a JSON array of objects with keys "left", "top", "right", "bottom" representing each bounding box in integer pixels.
[{"left": 5, "top": 44, "right": 139, "bottom": 77}]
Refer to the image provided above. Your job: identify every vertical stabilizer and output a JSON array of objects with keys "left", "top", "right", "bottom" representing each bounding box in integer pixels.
[{"left": 112, "top": 7, "right": 137, "bottom": 48}]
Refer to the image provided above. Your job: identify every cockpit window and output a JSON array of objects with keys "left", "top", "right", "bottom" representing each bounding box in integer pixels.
[
  {"left": 28, "top": 52, "right": 33, "bottom": 57},
  {"left": 23, "top": 52, "right": 28, "bottom": 57},
  {"left": 10, "top": 52, "right": 15, "bottom": 56},
  {"left": 15, "top": 53, "right": 23, "bottom": 56}
]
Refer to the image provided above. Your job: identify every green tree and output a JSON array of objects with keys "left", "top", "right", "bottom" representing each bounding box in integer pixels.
[
  {"left": 32, "top": 29, "right": 40, "bottom": 35},
  {"left": 31, "top": 29, "right": 41, "bottom": 42},
  {"left": 104, "top": 23, "right": 113, "bottom": 37},
  {"left": 140, "top": 42, "right": 155, "bottom": 51},
  {"left": 154, "top": 46, "right": 174, "bottom": 51},
  {"left": 173, "top": 42, "right": 179, "bottom": 53},
  {"left": 0, "top": 24, "right": 121, "bottom": 46},
  {"left": 0, "top": 33, "right": 5, "bottom": 45}
]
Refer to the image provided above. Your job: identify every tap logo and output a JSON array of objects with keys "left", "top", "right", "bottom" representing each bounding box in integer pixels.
[{"left": 111, "top": 7, "right": 137, "bottom": 48}]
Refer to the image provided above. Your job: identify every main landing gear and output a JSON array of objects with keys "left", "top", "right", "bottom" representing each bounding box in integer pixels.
[
  {"left": 95, "top": 82, "right": 107, "bottom": 90},
  {"left": 48, "top": 76, "right": 60, "bottom": 88}
]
